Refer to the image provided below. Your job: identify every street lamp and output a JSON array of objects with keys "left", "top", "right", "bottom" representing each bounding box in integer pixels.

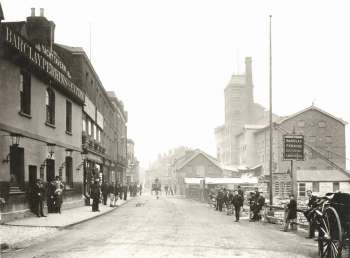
[
  {"left": 47, "top": 143, "right": 56, "bottom": 159},
  {"left": 2, "top": 133, "right": 22, "bottom": 163},
  {"left": 10, "top": 133, "right": 22, "bottom": 146},
  {"left": 65, "top": 148, "right": 73, "bottom": 158}
]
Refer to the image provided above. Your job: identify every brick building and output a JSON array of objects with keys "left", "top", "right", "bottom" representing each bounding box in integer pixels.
[
  {"left": 0, "top": 9, "right": 85, "bottom": 221},
  {"left": 54, "top": 41, "right": 128, "bottom": 199},
  {"left": 215, "top": 57, "right": 278, "bottom": 166}
]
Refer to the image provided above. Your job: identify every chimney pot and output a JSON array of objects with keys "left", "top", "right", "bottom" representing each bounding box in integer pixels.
[
  {"left": 40, "top": 8, "right": 44, "bottom": 17},
  {"left": 31, "top": 8, "right": 35, "bottom": 17}
]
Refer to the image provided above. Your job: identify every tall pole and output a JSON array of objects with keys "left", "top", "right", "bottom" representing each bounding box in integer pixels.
[{"left": 269, "top": 15, "right": 273, "bottom": 206}]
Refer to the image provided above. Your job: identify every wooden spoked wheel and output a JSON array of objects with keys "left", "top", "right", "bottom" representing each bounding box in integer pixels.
[{"left": 318, "top": 207, "right": 343, "bottom": 258}]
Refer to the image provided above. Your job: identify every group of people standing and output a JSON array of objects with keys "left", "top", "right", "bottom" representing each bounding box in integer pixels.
[
  {"left": 211, "top": 186, "right": 266, "bottom": 223},
  {"left": 213, "top": 186, "right": 245, "bottom": 222},
  {"left": 164, "top": 185, "right": 176, "bottom": 196},
  {"left": 248, "top": 189, "right": 265, "bottom": 222},
  {"left": 31, "top": 176, "right": 65, "bottom": 217},
  {"left": 89, "top": 179, "right": 143, "bottom": 212}
]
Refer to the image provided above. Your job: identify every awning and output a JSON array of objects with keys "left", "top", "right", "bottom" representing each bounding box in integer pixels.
[
  {"left": 205, "top": 177, "right": 258, "bottom": 184},
  {"left": 184, "top": 178, "right": 203, "bottom": 184}
]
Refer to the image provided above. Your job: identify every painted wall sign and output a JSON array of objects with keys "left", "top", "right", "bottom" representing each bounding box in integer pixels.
[
  {"left": 283, "top": 135, "right": 304, "bottom": 160},
  {"left": 2, "top": 26, "right": 84, "bottom": 103}
]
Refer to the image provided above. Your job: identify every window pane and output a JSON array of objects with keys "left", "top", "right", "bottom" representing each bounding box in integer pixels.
[{"left": 66, "top": 101, "right": 72, "bottom": 132}]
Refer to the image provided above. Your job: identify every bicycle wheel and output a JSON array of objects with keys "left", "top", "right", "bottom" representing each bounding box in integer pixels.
[{"left": 318, "top": 206, "right": 343, "bottom": 258}]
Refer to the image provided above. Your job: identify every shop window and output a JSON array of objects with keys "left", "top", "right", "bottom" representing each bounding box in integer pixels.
[
  {"left": 65, "top": 157, "right": 73, "bottom": 188},
  {"left": 299, "top": 183, "right": 306, "bottom": 197},
  {"left": 312, "top": 182, "right": 319, "bottom": 192},
  {"left": 66, "top": 100, "right": 72, "bottom": 133},
  {"left": 19, "top": 70, "right": 31, "bottom": 115},
  {"left": 87, "top": 119, "right": 91, "bottom": 135},
  {"left": 93, "top": 124, "right": 97, "bottom": 140},
  {"left": 82, "top": 115, "right": 86, "bottom": 132},
  {"left": 333, "top": 182, "right": 340, "bottom": 192},
  {"left": 46, "top": 88, "right": 55, "bottom": 125}
]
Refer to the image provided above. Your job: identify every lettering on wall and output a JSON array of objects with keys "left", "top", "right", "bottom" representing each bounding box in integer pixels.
[{"left": 3, "top": 26, "right": 84, "bottom": 103}]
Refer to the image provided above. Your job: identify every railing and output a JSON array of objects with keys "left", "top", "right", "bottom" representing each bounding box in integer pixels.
[{"left": 82, "top": 134, "right": 105, "bottom": 155}]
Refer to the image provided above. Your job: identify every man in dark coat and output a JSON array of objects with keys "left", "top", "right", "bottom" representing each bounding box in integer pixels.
[
  {"left": 139, "top": 184, "right": 143, "bottom": 196},
  {"left": 305, "top": 190, "right": 318, "bottom": 238},
  {"left": 123, "top": 184, "right": 128, "bottom": 200},
  {"left": 216, "top": 188, "right": 224, "bottom": 212},
  {"left": 101, "top": 181, "right": 108, "bottom": 205},
  {"left": 237, "top": 185, "right": 244, "bottom": 207},
  {"left": 33, "top": 179, "right": 46, "bottom": 217},
  {"left": 282, "top": 194, "right": 297, "bottom": 231},
  {"left": 47, "top": 180, "right": 56, "bottom": 213},
  {"left": 232, "top": 190, "right": 243, "bottom": 222},
  {"left": 90, "top": 179, "right": 100, "bottom": 212}
]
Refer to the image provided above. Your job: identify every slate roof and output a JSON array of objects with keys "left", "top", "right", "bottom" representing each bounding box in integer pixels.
[
  {"left": 297, "top": 169, "right": 350, "bottom": 182},
  {"left": 174, "top": 149, "right": 221, "bottom": 171}
]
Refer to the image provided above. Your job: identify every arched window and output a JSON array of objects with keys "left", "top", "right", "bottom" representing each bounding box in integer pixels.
[{"left": 46, "top": 88, "right": 55, "bottom": 125}]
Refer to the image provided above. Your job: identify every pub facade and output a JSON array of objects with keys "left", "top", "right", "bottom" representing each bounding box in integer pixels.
[{"left": 0, "top": 9, "right": 85, "bottom": 221}]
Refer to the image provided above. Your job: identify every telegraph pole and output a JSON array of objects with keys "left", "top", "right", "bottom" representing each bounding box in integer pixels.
[{"left": 269, "top": 15, "right": 273, "bottom": 206}]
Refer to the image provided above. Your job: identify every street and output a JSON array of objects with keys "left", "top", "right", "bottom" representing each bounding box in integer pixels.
[{"left": 3, "top": 194, "right": 318, "bottom": 258}]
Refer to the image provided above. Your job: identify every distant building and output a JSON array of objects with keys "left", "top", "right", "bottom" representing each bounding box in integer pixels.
[
  {"left": 172, "top": 149, "right": 223, "bottom": 195},
  {"left": 126, "top": 139, "right": 140, "bottom": 184},
  {"left": 215, "top": 57, "right": 278, "bottom": 166},
  {"left": 215, "top": 57, "right": 349, "bottom": 197},
  {"left": 55, "top": 44, "right": 128, "bottom": 198}
]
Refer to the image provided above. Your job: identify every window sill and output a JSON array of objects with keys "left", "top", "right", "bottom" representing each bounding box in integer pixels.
[
  {"left": 18, "top": 111, "right": 32, "bottom": 119},
  {"left": 66, "top": 131, "right": 72, "bottom": 136},
  {"left": 45, "top": 122, "right": 56, "bottom": 129}
]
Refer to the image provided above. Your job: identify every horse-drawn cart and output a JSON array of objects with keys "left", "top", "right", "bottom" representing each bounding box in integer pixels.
[{"left": 304, "top": 192, "right": 350, "bottom": 258}]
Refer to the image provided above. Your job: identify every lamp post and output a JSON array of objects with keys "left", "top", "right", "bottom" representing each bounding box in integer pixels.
[{"left": 47, "top": 143, "right": 56, "bottom": 159}]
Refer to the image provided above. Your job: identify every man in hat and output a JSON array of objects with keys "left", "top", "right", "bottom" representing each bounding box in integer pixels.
[
  {"left": 90, "top": 178, "right": 100, "bottom": 212},
  {"left": 33, "top": 179, "right": 46, "bottom": 217}
]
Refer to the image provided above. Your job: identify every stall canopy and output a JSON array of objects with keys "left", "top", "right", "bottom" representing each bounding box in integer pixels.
[{"left": 184, "top": 176, "right": 258, "bottom": 185}]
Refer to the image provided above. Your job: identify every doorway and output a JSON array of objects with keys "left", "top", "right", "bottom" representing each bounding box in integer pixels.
[{"left": 46, "top": 159, "right": 55, "bottom": 182}]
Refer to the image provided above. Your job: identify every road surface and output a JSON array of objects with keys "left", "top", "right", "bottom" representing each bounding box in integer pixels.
[{"left": 3, "top": 194, "right": 318, "bottom": 258}]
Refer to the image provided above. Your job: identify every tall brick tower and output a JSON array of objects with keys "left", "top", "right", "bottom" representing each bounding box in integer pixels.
[{"left": 222, "top": 57, "right": 256, "bottom": 165}]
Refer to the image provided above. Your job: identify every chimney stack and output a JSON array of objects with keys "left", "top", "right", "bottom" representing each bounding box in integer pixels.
[{"left": 26, "top": 8, "right": 55, "bottom": 48}]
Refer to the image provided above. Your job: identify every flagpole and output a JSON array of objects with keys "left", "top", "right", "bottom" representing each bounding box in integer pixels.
[{"left": 269, "top": 15, "right": 273, "bottom": 206}]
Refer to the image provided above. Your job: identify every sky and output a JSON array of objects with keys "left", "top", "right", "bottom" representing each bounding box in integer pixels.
[{"left": 2, "top": 0, "right": 350, "bottom": 169}]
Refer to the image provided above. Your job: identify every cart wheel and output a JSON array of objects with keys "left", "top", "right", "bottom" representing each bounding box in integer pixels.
[{"left": 318, "top": 207, "right": 343, "bottom": 258}]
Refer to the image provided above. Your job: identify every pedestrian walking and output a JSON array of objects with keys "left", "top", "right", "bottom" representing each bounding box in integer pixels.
[
  {"left": 33, "top": 179, "right": 46, "bottom": 217},
  {"left": 282, "top": 194, "right": 297, "bottom": 232},
  {"left": 90, "top": 179, "right": 100, "bottom": 212},
  {"left": 101, "top": 181, "right": 108, "bottom": 205},
  {"left": 165, "top": 185, "right": 169, "bottom": 196},
  {"left": 232, "top": 190, "right": 243, "bottom": 222}
]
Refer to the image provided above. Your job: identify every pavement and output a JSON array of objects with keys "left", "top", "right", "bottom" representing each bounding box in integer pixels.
[
  {"left": 1, "top": 194, "right": 320, "bottom": 258},
  {"left": 0, "top": 197, "right": 130, "bottom": 251}
]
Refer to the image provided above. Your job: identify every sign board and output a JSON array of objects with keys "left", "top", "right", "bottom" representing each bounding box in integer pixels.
[{"left": 283, "top": 135, "right": 304, "bottom": 160}]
